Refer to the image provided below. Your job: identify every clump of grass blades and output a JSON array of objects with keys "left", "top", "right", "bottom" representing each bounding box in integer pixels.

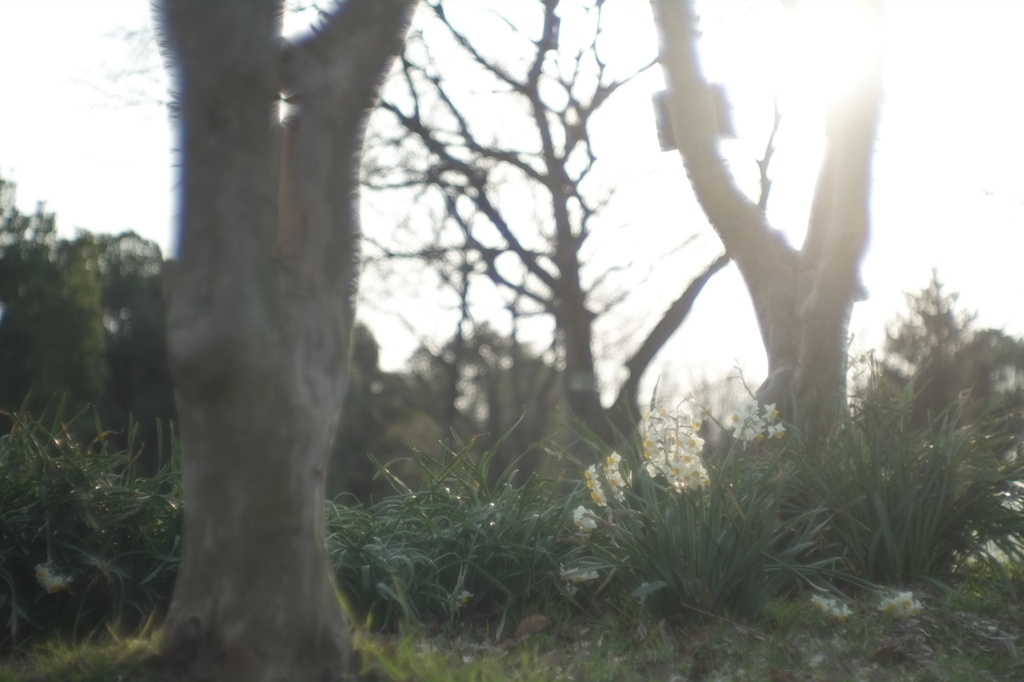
[
  {"left": 788, "top": 379, "right": 1024, "bottom": 587},
  {"left": 579, "top": 419, "right": 841, "bottom": 624},
  {"left": 327, "top": 429, "right": 585, "bottom": 638},
  {"left": 0, "top": 634, "right": 162, "bottom": 682},
  {"left": 0, "top": 400, "right": 182, "bottom": 652}
]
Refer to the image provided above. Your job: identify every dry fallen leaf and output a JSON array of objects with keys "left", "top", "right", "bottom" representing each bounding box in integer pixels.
[{"left": 515, "top": 614, "right": 549, "bottom": 639}]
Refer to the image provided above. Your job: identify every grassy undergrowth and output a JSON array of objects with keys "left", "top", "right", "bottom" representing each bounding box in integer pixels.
[
  {"left": 3, "top": 569, "right": 1023, "bottom": 682},
  {"left": 3, "top": 379, "right": 1024, "bottom": 680}
]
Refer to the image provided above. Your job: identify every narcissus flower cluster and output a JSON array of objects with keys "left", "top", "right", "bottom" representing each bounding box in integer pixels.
[
  {"left": 878, "top": 591, "right": 924, "bottom": 619},
  {"left": 574, "top": 405, "right": 714, "bottom": 544},
  {"left": 810, "top": 594, "right": 853, "bottom": 621},
  {"left": 584, "top": 449, "right": 629, "bottom": 510},
  {"left": 641, "top": 406, "right": 710, "bottom": 491},
  {"left": 567, "top": 396, "right": 791, "bottom": 603},
  {"left": 725, "top": 400, "right": 785, "bottom": 442},
  {"left": 584, "top": 464, "right": 608, "bottom": 507},
  {"left": 577, "top": 398, "right": 782, "bottom": 525},
  {"left": 573, "top": 398, "right": 787, "bottom": 542},
  {"left": 603, "top": 452, "right": 628, "bottom": 501},
  {"left": 808, "top": 590, "right": 925, "bottom": 623}
]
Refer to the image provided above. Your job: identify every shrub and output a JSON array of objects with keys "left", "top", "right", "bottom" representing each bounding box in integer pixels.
[
  {"left": 6, "top": 372, "right": 1023, "bottom": 653},
  {"left": 575, "top": 401, "right": 840, "bottom": 624},
  {"left": 790, "top": 379, "right": 1024, "bottom": 586},
  {"left": 328, "top": 432, "right": 584, "bottom": 637},
  {"left": 0, "top": 402, "right": 182, "bottom": 651}
]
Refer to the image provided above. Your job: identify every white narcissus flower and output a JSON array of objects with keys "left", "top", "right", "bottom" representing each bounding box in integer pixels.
[
  {"left": 726, "top": 399, "right": 787, "bottom": 442},
  {"left": 681, "top": 405, "right": 705, "bottom": 433},
  {"left": 878, "top": 591, "right": 923, "bottom": 619},
  {"left": 605, "top": 468, "right": 627, "bottom": 501},
  {"left": 737, "top": 400, "right": 761, "bottom": 425},
  {"left": 683, "top": 465, "right": 710, "bottom": 488},
  {"left": 35, "top": 564, "right": 71, "bottom": 594},
  {"left": 682, "top": 433, "right": 704, "bottom": 453},
  {"left": 585, "top": 464, "right": 608, "bottom": 507},
  {"left": 832, "top": 602, "right": 853, "bottom": 621},
  {"left": 604, "top": 452, "right": 627, "bottom": 501},
  {"left": 811, "top": 594, "right": 852, "bottom": 622},
  {"left": 573, "top": 505, "right": 597, "bottom": 532}
]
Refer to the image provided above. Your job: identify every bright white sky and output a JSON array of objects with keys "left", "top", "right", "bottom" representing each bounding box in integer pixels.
[{"left": 1, "top": 1, "right": 1022, "bottom": 400}]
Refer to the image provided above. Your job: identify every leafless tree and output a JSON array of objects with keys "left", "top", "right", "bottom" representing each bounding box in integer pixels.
[
  {"left": 153, "top": 1, "right": 414, "bottom": 679},
  {"left": 365, "top": 0, "right": 729, "bottom": 446},
  {"left": 652, "top": 0, "right": 884, "bottom": 437}
]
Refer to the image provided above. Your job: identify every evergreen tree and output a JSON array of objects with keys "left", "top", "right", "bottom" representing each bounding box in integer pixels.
[
  {"left": 405, "top": 325, "right": 566, "bottom": 484},
  {"left": 877, "top": 271, "right": 1024, "bottom": 429},
  {"left": 0, "top": 177, "right": 107, "bottom": 416},
  {"left": 94, "top": 232, "right": 175, "bottom": 470}
]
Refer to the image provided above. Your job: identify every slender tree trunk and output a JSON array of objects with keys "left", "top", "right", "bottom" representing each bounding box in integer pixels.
[
  {"left": 155, "top": 2, "right": 414, "bottom": 680},
  {"left": 558, "top": 304, "right": 606, "bottom": 443}
]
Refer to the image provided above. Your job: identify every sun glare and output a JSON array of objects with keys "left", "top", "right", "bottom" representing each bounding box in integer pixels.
[{"left": 789, "top": 0, "right": 883, "bottom": 102}]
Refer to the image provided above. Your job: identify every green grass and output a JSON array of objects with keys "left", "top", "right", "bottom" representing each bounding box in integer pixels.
[
  {"left": 3, "top": 572, "right": 1022, "bottom": 681},
  {"left": 786, "top": 385, "right": 1024, "bottom": 587},
  {"left": 328, "top": 432, "right": 584, "bottom": 637},
  {"left": 0, "top": 401, "right": 182, "bottom": 652},
  {"left": 3, "top": 380, "right": 1024, "bottom": 680},
  {"left": 581, "top": 427, "right": 842, "bottom": 624}
]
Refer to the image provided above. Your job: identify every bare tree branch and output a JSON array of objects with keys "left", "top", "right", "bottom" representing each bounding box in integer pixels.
[
  {"left": 609, "top": 252, "right": 730, "bottom": 428},
  {"left": 442, "top": 193, "right": 556, "bottom": 314},
  {"left": 431, "top": 2, "right": 526, "bottom": 93},
  {"left": 756, "top": 98, "right": 782, "bottom": 214},
  {"left": 369, "top": 0, "right": 715, "bottom": 442}
]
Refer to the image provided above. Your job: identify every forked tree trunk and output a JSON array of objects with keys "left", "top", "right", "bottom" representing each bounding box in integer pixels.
[
  {"left": 651, "top": 0, "right": 883, "bottom": 437},
  {"left": 154, "top": 2, "right": 414, "bottom": 680}
]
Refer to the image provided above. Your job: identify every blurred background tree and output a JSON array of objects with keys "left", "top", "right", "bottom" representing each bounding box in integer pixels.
[
  {"left": 330, "top": 322, "right": 565, "bottom": 502},
  {"left": 329, "top": 323, "right": 439, "bottom": 501},
  {"left": 0, "top": 176, "right": 107, "bottom": 419},
  {"left": 404, "top": 324, "right": 566, "bottom": 484},
  {"left": 869, "top": 271, "right": 1024, "bottom": 432},
  {"left": 93, "top": 231, "right": 175, "bottom": 471},
  {"left": 1, "top": 170, "right": 563, "bottom": 503},
  {"left": 0, "top": 175, "right": 173, "bottom": 470}
]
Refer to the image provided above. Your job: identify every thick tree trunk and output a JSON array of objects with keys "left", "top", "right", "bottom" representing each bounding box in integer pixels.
[
  {"left": 651, "top": 0, "right": 882, "bottom": 436},
  {"left": 154, "top": 2, "right": 414, "bottom": 680}
]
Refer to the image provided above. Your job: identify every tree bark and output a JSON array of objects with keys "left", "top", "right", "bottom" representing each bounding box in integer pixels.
[
  {"left": 154, "top": 2, "right": 414, "bottom": 680},
  {"left": 651, "top": 0, "right": 883, "bottom": 436}
]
